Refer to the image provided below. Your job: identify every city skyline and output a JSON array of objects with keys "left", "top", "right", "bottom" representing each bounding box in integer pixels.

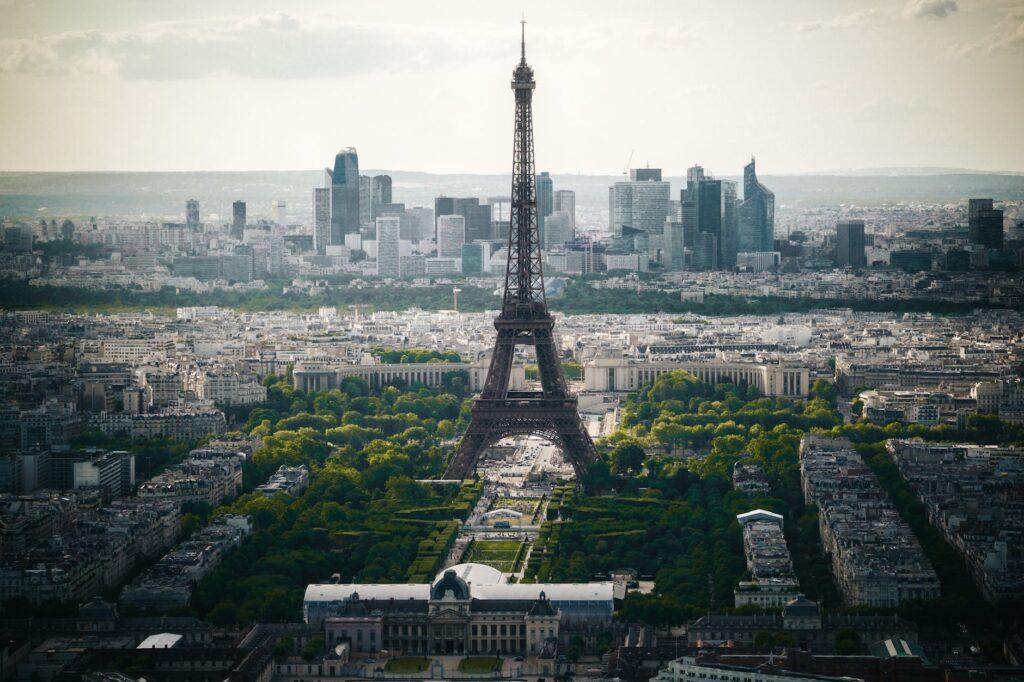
[{"left": 1, "top": 0, "right": 1023, "bottom": 174}]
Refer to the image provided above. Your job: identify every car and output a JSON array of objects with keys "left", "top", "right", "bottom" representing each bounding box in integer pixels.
[
  {"left": 514, "top": 656, "right": 524, "bottom": 661},
  {"left": 365, "top": 657, "right": 377, "bottom": 663}
]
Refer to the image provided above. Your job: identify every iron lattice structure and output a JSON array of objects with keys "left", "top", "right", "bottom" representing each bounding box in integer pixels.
[{"left": 443, "top": 25, "right": 598, "bottom": 482}]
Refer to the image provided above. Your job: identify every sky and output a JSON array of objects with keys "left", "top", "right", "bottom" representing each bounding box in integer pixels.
[{"left": 0, "top": 0, "right": 1022, "bottom": 175}]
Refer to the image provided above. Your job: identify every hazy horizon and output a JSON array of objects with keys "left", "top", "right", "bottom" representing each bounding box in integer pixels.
[{"left": 1, "top": 0, "right": 1023, "bottom": 175}]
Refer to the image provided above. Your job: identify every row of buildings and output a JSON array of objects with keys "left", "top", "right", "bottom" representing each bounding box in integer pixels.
[
  {"left": 799, "top": 436, "right": 940, "bottom": 607},
  {"left": 734, "top": 510, "right": 801, "bottom": 608},
  {"left": 0, "top": 491, "right": 181, "bottom": 605},
  {"left": 885, "top": 439, "right": 1024, "bottom": 601},
  {"left": 120, "top": 513, "right": 253, "bottom": 613}
]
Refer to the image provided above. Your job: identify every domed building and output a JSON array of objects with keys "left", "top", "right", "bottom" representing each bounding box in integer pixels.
[{"left": 314, "top": 564, "right": 569, "bottom": 656}]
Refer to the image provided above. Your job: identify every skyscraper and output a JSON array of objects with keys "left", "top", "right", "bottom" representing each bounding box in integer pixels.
[
  {"left": 835, "top": 220, "right": 866, "bottom": 268},
  {"left": 437, "top": 215, "right": 467, "bottom": 258},
  {"left": 271, "top": 200, "right": 287, "bottom": 227},
  {"left": 359, "top": 175, "right": 373, "bottom": 228},
  {"left": 543, "top": 212, "right": 573, "bottom": 251},
  {"left": 313, "top": 187, "right": 331, "bottom": 254},
  {"left": 231, "top": 201, "right": 246, "bottom": 238},
  {"left": 664, "top": 221, "right": 686, "bottom": 271},
  {"left": 408, "top": 207, "right": 435, "bottom": 244},
  {"left": 373, "top": 175, "right": 393, "bottom": 208},
  {"left": 554, "top": 190, "right": 575, "bottom": 229},
  {"left": 685, "top": 165, "right": 706, "bottom": 200},
  {"left": 721, "top": 180, "right": 738, "bottom": 269},
  {"left": 186, "top": 199, "right": 200, "bottom": 231},
  {"left": 326, "top": 148, "right": 360, "bottom": 245},
  {"left": 968, "top": 198, "right": 1004, "bottom": 249},
  {"left": 738, "top": 158, "right": 776, "bottom": 253},
  {"left": 695, "top": 178, "right": 722, "bottom": 269},
  {"left": 537, "top": 171, "right": 553, "bottom": 247},
  {"left": 461, "top": 242, "right": 488, "bottom": 275},
  {"left": 376, "top": 216, "right": 400, "bottom": 278},
  {"left": 434, "top": 197, "right": 491, "bottom": 244},
  {"left": 610, "top": 168, "right": 671, "bottom": 240}
]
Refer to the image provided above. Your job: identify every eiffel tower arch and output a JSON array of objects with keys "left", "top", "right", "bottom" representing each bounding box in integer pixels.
[{"left": 443, "top": 23, "right": 598, "bottom": 483}]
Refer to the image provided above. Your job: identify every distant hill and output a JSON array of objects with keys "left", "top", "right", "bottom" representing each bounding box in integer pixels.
[
  {"left": 805, "top": 167, "right": 1024, "bottom": 177},
  {"left": 1, "top": 169, "right": 1023, "bottom": 221}
]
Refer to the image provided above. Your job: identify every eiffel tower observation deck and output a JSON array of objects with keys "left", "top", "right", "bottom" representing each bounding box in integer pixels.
[{"left": 443, "top": 23, "right": 598, "bottom": 483}]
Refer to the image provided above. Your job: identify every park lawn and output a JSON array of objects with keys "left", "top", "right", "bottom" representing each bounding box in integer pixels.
[
  {"left": 470, "top": 540, "right": 521, "bottom": 552},
  {"left": 458, "top": 657, "right": 504, "bottom": 674},
  {"left": 491, "top": 497, "right": 542, "bottom": 513},
  {"left": 464, "top": 540, "right": 526, "bottom": 572},
  {"left": 385, "top": 657, "right": 432, "bottom": 673}
]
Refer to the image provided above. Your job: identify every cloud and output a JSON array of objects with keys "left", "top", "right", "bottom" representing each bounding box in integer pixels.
[
  {"left": 959, "top": 10, "right": 1024, "bottom": 54},
  {"left": 795, "top": 9, "right": 878, "bottom": 33},
  {"left": 0, "top": 12, "right": 471, "bottom": 80},
  {"left": 903, "top": 0, "right": 958, "bottom": 20}
]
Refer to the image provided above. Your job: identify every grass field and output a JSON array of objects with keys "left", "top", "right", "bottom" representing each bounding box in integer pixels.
[
  {"left": 491, "top": 497, "right": 542, "bottom": 514},
  {"left": 457, "top": 657, "right": 504, "bottom": 674},
  {"left": 463, "top": 540, "right": 526, "bottom": 573},
  {"left": 385, "top": 657, "right": 431, "bottom": 673}
]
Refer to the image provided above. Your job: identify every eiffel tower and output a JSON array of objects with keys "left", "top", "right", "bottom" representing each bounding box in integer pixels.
[{"left": 443, "top": 22, "right": 598, "bottom": 482}]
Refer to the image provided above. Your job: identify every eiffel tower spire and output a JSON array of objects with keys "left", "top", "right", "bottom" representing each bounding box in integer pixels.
[{"left": 443, "top": 25, "right": 597, "bottom": 484}]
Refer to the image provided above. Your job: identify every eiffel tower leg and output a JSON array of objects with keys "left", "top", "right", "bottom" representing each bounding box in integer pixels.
[
  {"left": 482, "top": 329, "right": 517, "bottom": 398},
  {"left": 445, "top": 423, "right": 490, "bottom": 480},
  {"left": 533, "top": 326, "right": 568, "bottom": 397}
]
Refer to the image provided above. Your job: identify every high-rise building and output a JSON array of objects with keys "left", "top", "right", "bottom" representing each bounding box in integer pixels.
[
  {"left": 373, "top": 175, "right": 393, "bottom": 207},
  {"left": 3, "top": 226, "right": 33, "bottom": 252},
  {"left": 632, "top": 168, "right": 662, "bottom": 182},
  {"left": 408, "top": 207, "right": 435, "bottom": 244},
  {"left": 186, "top": 199, "right": 200, "bottom": 231},
  {"left": 437, "top": 215, "right": 467, "bottom": 258},
  {"left": 835, "top": 220, "right": 866, "bottom": 268},
  {"left": 434, "top": 197, "right": 491, "bottom": 243},
  {"left": 721, "top": 180, "right": 738, "bottom": 269},
  {"left": 313, "top": 188, "right": 331, "bottom": 254},
  {"left": 738, "top": 158, "right": 776, "bottom": 253},
  {"left": 968, "top": 198, "right": 1004, "bottom": 249},
  {"left": 359, "top": 175, "right": 373, "bottom": 228},
  {"left": 694, "top": 179, "right": 722, "bottom": 269},
  {"left": 543, "top": 212, "right": 574, "bottom": 251},
  {"left": 694, "top": 231, "right": 718, "bottom": 271},
  {"left": 377, "top": 203, "right": 412, "bottom": 240},
  {"left": 537, "top": 171, "right": 553, "bottom": 246},
  {"left": 375, "top": 216, "right": 400, "bottom": 278},
  {"left": 554, "top": 190, "right": 576, "bottom": 229},
  {"left": 327, "top": 148, "right": 360, "bottom": 245},
  {"left": 968, "top": 198, "right": 993, "bottom": 226},
  {"left": 610, "top": 169, "right": 671, "bottom": 241},
  {"left": 270, "top": 200, "right": 287, "bottom": 227},
  {"left": 231, "top": 200, "right": 246, "bottom": 238},
  {"left": 664, "top": 221, "right": 686, "bottom": 271},
  {"left": 685, "top": 165, "right": 706, "bottom": 200},
  {"left": 461, "top": 242, "right": 488, "bottom": 275}
]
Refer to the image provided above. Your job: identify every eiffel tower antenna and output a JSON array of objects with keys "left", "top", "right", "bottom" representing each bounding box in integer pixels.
[
  {"left": 443, "top": 22, "right": 597, "bottom": 484},
  {"left": 521, "top": 14, "right": 526, "bottom": 62}
]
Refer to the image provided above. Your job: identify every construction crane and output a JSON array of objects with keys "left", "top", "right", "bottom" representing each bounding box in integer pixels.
[{"left": 622, "top": 149, "right": 634, "bottom": 177}]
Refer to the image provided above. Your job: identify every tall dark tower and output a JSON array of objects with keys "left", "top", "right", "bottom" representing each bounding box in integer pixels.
[{"left": 444, "top": 23, "right": 597, "bottom": 483}]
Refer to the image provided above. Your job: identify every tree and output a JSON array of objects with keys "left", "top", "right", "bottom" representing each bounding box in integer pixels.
[
  {"left": 609, "top": 442, "right": 646, "bottom": 475},
  {"left": 274, "top": 636, "right": 294, "bottom": 661},
  {"left": 302, "top": 636, "right": 325, "bottom": 661},
  {"left": 834, "top": 629, "right": 861, "bottom": 655},
  {"left": 208, "top": 601, "right": 238, "bottom": 629},
  {"left": 810, "top": 379, "right": 838, "bottom": 407}
]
